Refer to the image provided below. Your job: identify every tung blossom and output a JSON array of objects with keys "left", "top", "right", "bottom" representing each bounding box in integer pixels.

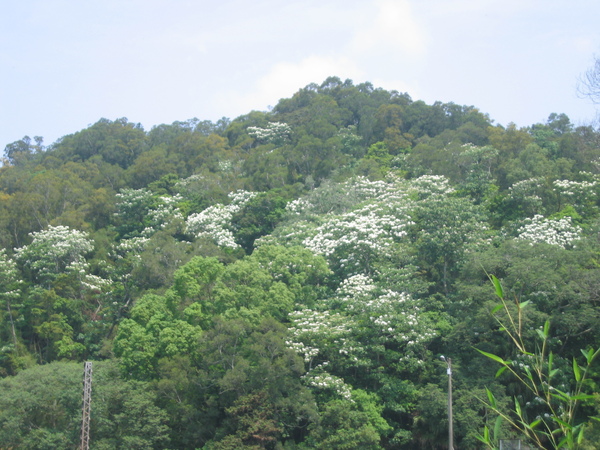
[{"left": 516, "top": 215, "right": 581, "bottom": 248}]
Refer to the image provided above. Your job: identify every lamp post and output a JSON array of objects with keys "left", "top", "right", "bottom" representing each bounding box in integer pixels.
[{"left": 441, "top": 356, "right": 454, "bottom": 450}]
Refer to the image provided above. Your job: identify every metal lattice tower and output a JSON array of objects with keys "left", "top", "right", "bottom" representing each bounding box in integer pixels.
[{"left": 80, "top": 361, "right": 93, "bottom": 450}]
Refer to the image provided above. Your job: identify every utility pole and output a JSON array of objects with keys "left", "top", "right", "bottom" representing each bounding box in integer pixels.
[
  {"left": 80, "top": 361, "right": 93, "bottom": 450},
  {"left": 441, "top": 356, "right": 454, "bottom": 450}
]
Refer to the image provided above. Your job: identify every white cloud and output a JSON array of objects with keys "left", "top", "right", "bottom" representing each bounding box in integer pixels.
[
  {"left": 219, "top": 55, "right": 363, "bottom": 115},
  {"left": 351, "top": 0, "right": 427, "bottom": 57}
]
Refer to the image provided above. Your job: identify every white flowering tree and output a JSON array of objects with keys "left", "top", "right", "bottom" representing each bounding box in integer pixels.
[
  {"left": 15, "top": 225, "right": 95, "bottom": 288},
  {"left": 552, "top": 175, "right": 599, "bottom": 216},
  {"left": 12, "top": 226, "right": 113, "bottom": 361},
  {"left": 265, "top": 176, "right": 415, "bottom": 279},
  {"left": 185, "top": 190, "right": 256, "bottom": 249},
  {"left": 506, "top": 177, "right": 547, "bottom": 217},
  {"left": 111, "top": 189, "right": 187, "bottom": 297},
  {"left": 114, "top": 188, "right": 184, "bottom": 240},
  {"left": 247, "top": 122, "right": 292, "bottom": 146},
  {"left": 287, "top": 273, "right": 437, "bottom": 405},
  {"left": 0, "top": 250, "right": 22, "bottom": 356},
  {"left": 516, "top": 214, "right": 581, "bottom": 248}
]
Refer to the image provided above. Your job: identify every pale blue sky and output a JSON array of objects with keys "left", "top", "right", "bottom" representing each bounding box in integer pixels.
[{"left": 2, "top": 0, "right": 599, "bottom": 148}]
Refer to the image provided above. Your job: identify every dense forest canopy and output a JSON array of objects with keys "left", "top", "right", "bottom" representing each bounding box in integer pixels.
[{"left": 1, "top": 76, "right": 600, "bottom": 449}]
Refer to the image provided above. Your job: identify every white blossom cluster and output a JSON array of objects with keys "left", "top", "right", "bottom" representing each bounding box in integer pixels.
[
  {"left": 284, "top": 176, "right": 411, "bottom": 218},
  {"left": 285, "top": 340, "right": 320, "bottom": 363},
  {"left": 303, "top": 208, "right": 408, "bottom": 259},
  {"left": 115, "top": 188, "right": 184, "bottom": 233},
  {"left": 409, "top": 175, "right": 455, "bottom": 199},
  {"left": 287, "top": 308, "right": 358, "bottom": 366},
  {"left": 333, "top": 274, "right": 435, "bottom": 347},
  {"left": 175, "top": 173, "right": 203, "bottom": 189},
  {"left": 217, "top": 160, "right": 233, "bottom": 173},
  {"left": 14, "top": 225, "right": 112, "bottom": 292},
  {"left": 114, "top": 236, "right": 150, "bottom": 258},
  {"left": 516, "top": 215, "right": 581, "bottom": 248},
  {"left": 282, "top": 177, "right": 461, "bottom": 275},
  {"left": 289, "top": 308, "right": 352, "bottom": 338},
  {"left": 300, "top": 198, "right": 413, "bottom": 275},
  {"left": 553, "top": 178, "right": 598, "bottom": 208},
  {"left": 15, "top": 225, "right": 94, "bottom": 279},
  {"left": 0, "top": 249, "right": 21, "bottom": 298},
  {"left": 115, "top": 188, "right": 154, "bottom": 217},
  {"left": 303, "top": 367, "right": 353, "bottom": 401},
  {"left": 247, "top": 122, "right": 292, "bottom": 145},
  {"left": 508, "top": 178, "right": 545, "bottom": 214},
  {"left": 336, "top": 274, "right": 377, "bottom": 300},
  {"left": 147, "top": 194, "right": 184, "bottom": 228},
  {"left": 185, "top": 190, "right": 257, "bottom": 248}
]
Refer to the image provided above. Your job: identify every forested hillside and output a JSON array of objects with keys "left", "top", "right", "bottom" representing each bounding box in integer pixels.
[{"left": 1, "top": 77, "right": 600, "bottom": 449}]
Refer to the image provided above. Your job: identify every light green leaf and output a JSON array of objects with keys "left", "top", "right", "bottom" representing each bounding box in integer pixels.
[
  {"left": 529, "top": 419, "right": 541, "bottom": 430},
  {"left": 495, "top": 366, "right": 508, "bottom": 378},
  {"left": 573, "top": 357, "right": 581, "bottom": 382},
  {"left": 577, "top": 424, "right": 586, "bottom": 444},
  {"left": 486, "top": 387, "right": 497, "bottom": 408},
  {"left": 552, "top": 416, "right": 572, "bottom": 429},
  {"left": 514, "top": 398, "right": 523, "bottom": 418},
  {"left": 519, "top": 300, "right": 530, "bottom": 309},
  {"left": 476, "top": 427, "right": 491, "bottom": 446},
  {"left": 569, "top": 394, "right": 595, "bottom": 400},
  {"left": 491, "top": 274, "right": 503, "bottom": 299},
  {"left": 493, "top": 415, "right": 502, "bottom": 440},
  {"left": 477, "top": 349, "right": 508, "bottom": 366},
  {"left": 491, "top": 303, "right": 503, "bottom": 314},
  {"left": 536, "top": 329, "right": 546, "bottom": 341}
]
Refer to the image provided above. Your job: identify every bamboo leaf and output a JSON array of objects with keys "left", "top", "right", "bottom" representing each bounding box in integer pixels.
[
  {"left": 523, "top": 365, "right": 533, "bottom": 381},
  {"left": 573, "top": 357, "right": 582, "bottom": 382},
  {"left": 514, "top": 398, "right": 523, "bottom": 418},
  {"left": 519, "top": 300, "right": 530, "bottom": 309},
  {"left": 491, "top": 274, "right": 503, "bottom": 299},
  {"left": 569, "top": 394, "right": 595, "bottom": 400},
  {"left": 557, "top": 436, "right": 569, "bottom": 449},
  {"left": 552, "top": 416, "right": 572, "bottom": 429},
  {"left": 581, "top": 348, "right": 591, "bottom": 364},
  {"left": 529, "top": 418, "right": 541, "bottom": 430},
  {"left": 493, "top": 416, "right": 502, "bottom": 440},
  {"left": 486, "top": 388, "right": 497, "bottom": 408},
  {"left": 550, "top": 391, "right": 570, "bottom": 402},
  {"left": 577, "top": 424, "right": 586, "bottom": 444},
  {"left": 476, "top": 427, "right": 491, "bottom": 446},
  {"left": 495, "top": 366, "right": 508, "bottom": 378},
  {"left": 536, "top": 329, "right": 546, "bottom": 341},
  {"left": 477, "top": 349, "right": 508, "bottom": 366},
  {"left": 491, "top": 303, "right": 503, "bottom": 314}
]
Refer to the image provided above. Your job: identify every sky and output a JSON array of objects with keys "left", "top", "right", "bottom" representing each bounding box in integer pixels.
[{"left": 1, "top": 0, "right": 599, "bottom": 149}]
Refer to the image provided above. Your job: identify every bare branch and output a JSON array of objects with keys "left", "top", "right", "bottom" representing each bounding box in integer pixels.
[{"left": 578, "top": 57, "right": 600, "bottom": 104}]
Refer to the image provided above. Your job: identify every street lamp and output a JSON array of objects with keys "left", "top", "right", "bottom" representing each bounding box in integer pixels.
[{"left": 441, "top": 356, "right": 454, "bottom": 450}]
